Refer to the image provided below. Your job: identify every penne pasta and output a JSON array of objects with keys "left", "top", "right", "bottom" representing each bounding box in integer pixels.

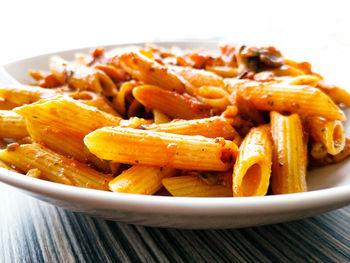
[
  {"left": 144, "top": 116, "right": 240, "bottom": 141},
  {"left": 132, "top": 85, "right": 211, "bottom": 119},
  {"left": 232, "top": 124, "right": 272, "bottom": 197},
  {"left": 227, "top": 80, "right": 345, "bottom": 121},
  {"left": 162, "top": 175, "right": 233, "bottom": 197},
  {"left": 309, "top": 138, "right": 350, "bottom": 168},
  {"left": 109, "top": 163, "right": 122, "bottom": 175},
  {"left": 183, "top": 170, "right": 233, "bottom": 188},
  {"left": 233, "top": 92, "right": 265, "bottom": 125},
  {"left": 194, "top": 86, "right": 232, "bottom": 111},
  {"left": 316, "top": 80, "right": 350, "bottom": 107},
  {"left": 171, "top": 65, "right": 225, "bottom": 88},
  {"left": 26, "top": 168, "right": 42, "bottom": 179},
  {"left": 310, "top": 142, "right": 328, "bottom": 160},
  {"left": 118, "top": 52, "right": 188, "bottom": 93},
  {"left": 271, "top": 59, "right": 316, "bottom": 77},
  {"left": 0, "top": 110, "right": 28, "bottom": 138},
  {"left": 287, "top": 74, "right": 321, "bottom": 86},
  {"left": 126, "top": 99, "right": 143, "bottom": 118},
  {"left": 112, "top": 81, "right": 140, "bottom": 117},
  {"left": 307, "top": 117, "right": 345, "bottom": 155},
  {"left": 94, "top": 64, "right": 127, "bottom": 82},
  {"left": 271, "top": 65, "right": 307, "bottom": 77},
  {"left": 0, "top": 99, "right": 18, "bottom": 110},
  {"left": 0, "top": 143, "right": 113, "bottom": 190},
  {"left": 283, "top": 59, "right": 314, "bottom": 75},
  {"left": 14, "top": 98, "right": 121, "bottom": 137},
  {"left": 270, "top": 111, "right": 307, "bottom": 194},
  {"left": 0, "top": 85, "right": 62, "bottom": 106},
  {"left": 0, "top": 85, "right": 119, "bottom": 115},
  {"left": 0, "top": 159, "right": 17, "bottom": 171},
  {"left": 69, "top": 91, "right": 120, "bottom": 116},
  {"left": 284, "top": 75, "right": 350, "bottom": 107},
  {"left": 50, "top": 56, "right": 117, "bottom": 96},
  {"left": 29, "top": 70, "right": 62, "bottom": 88},
  {"left": 84, "top": 127, "right": 237, "bottom": 171},
  {"left": 25, "top": 119, "right": 110, "bottom": 172},
  {"left": 14, "top": 97, "right": 120, "bottom": 173},
  {"left": 205, "top": 66, "right": 238, "bottom": 78},
  {"left": 109, "top": 165, "right": 176, "bottom": 194}
]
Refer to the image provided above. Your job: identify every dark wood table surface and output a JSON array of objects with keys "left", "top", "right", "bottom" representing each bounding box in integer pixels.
[{"left": 0, "top": 182, "right": 349, "bottom": 263}]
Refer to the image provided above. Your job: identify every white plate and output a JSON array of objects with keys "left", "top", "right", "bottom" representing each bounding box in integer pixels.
[{"left": 0, "top": 41, "right": 349, "bottom": 229}]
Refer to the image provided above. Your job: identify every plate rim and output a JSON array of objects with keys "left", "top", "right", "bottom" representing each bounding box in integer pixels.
[{"left": 0, "top": 166, "right": 349, "bottom": 215}]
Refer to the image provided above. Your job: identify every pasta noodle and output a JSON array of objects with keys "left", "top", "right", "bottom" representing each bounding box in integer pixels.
[
  {"left": 84, "top": 127, "right": 238, "bottom": 171},
  {"left": 112, "top": 81, "right": 140, "bottom": 117},
  {"left": 310, "top": 138, "right": 350, "bottom": 167},
  {"left": 205, "top": 66, "right": 238, "bottom": 78},
  {"left": 171, "top": 66, "right": 225, "bottom": 88},
  {"left": 50, "top": 56, "right": 118, "bottom": 96},
  {"left": 316, "top": 80, "right": 350, "bottom": 107},
  {"left": 0, "top": 99, "right": 18, "bottom": 110},
  {"left": 0, "top": 143, "right": 113, "bottom": 190},
  {"left": 233, "top": 124, "right": 272, "bottom": 197},
  {"left": 109, "top": 166, "right": 176, "bottom": 194},
  {"left": 162, "top": 175, "right": 233, "bottom": 197},
  {"left": 270, "top": 111, "right": 307, "bottom": 194},
  {"left": 14, "top": 98, "right": 121, "bottom": 137},
  {"left": 132, "top": 85, "right": 211, "bottom": 119},
  {"left": 0, "top": 110, "right": 28, "bottom": 138},
  {"left": 195, "top": 86, "right": 232, "bottom": 111},
  {"left": 0, "top": 85, "right": 119, "bottom": 115},
  {"left": 226, "top": 80, "right": 345, "bottom": 121},
  {"left": 118, "top": 51, "right": 188, "bottom": 93},
  {"left": 0, "top": 85, "right": 62, "bottom": 106},
  {"left": 25, "top": 119, "right": 111, "bottom": 172},
  {"left": 143, "top": 116, "right": 240, "bottom": 141},
  {"left": 69, "top": 91, "right": 120, "bottom": 116},
  {"left": 307, "top": 117, "right": 345, "bottom": 155},
  {"left": 0, "top": 159, "right": 16, "bottom": 171}
]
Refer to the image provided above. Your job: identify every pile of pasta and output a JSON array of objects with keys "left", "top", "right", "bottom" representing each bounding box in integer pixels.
[{"left": 0, "top": 44, "right": 349, "bottom": 197}]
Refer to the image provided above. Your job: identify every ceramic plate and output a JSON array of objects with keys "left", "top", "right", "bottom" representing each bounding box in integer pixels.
[{"left": 0, "top": 41, "right": 349, "bottom": 229}]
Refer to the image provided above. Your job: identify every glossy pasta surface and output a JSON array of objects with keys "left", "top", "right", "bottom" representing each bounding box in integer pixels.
[{"left": 0, "top": 43, "right": 349, "bottom": 198}]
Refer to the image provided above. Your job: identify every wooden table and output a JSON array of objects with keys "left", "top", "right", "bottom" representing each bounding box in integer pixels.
[{"left": 0, "top": 183, "right": 349, "bottom": 263}]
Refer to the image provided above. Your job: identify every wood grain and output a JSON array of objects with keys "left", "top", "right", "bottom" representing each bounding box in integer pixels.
[{"left": 0, "top": 183, "right": 349, "bottom": 263}]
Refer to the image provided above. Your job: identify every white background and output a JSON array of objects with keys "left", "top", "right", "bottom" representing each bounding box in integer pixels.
[{"left": 1, "top": 0, "right": 349, "bottom": 86}]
